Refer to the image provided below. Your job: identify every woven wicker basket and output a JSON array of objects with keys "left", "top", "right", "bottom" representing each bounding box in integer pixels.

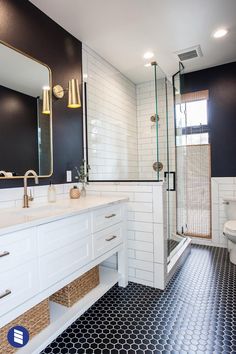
[
  {"left": 0, "top": 299, "right": 50, "bottom": 354},
  {"left": 50, "top": 266, "right": 100, "bottom": 307}
]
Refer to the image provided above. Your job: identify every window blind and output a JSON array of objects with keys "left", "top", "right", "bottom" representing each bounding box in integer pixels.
[
  {"left": 181, "top": 90, "right": 209, "bottom": 103},
  {"left": 177, "top": 144, "right": 211, "bottom": 238}
]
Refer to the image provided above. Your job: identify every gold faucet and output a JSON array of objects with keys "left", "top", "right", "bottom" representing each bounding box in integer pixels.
[{"left": 23, "top": 170, "right": 39, "bottom": 208}]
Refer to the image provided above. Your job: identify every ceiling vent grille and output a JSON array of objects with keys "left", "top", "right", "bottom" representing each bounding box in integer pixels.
[{"left": 175, "top": 45, "right": 203, "bottom": 62}]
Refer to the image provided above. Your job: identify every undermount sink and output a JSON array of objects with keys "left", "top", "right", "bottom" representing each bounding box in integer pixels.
[{"left": 13, "top": 204, "right": 70, "bottom": 218}]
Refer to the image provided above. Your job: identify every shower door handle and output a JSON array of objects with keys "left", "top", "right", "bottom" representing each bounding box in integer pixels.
[{"left": 164, "top": 171, "right": 176, "bottom": 191}]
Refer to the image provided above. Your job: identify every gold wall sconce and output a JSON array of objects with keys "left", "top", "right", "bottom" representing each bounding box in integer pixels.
[
  {"left": 42, "top": 86, "right": 50, "bottom": 115},
  {"left": 53, "top": 78, "right": 81, "bottom": 108}
]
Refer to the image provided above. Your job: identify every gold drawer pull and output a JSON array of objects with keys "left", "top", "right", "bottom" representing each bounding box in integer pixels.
[
  {"left": 0, "top": 289, "right": 11, "bottom": 299},
  {"left": 105, "top": 235, "right": 117, "bottom": 242},
  {"left": 0, "top": 251, "right": 10, "bottom": 258},
  {"left": 105, "top": 213, "right": 116, "bottom": 219}
]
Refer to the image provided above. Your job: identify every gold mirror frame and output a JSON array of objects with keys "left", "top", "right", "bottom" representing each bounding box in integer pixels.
[{"left": 0, "top": 40, "right": 53, "bottom": 180}]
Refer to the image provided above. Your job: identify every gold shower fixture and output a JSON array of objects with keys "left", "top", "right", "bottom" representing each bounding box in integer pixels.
[
  {"left": 150, "top": 114, "right": 159, "bottom": 123},
  {"left": 153, "top": 161, "right": 163, "bottom": 172}
]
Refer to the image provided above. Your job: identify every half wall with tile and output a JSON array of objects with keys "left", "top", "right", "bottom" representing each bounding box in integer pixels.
[{"left": 86, "top": 181, "right": 168, "bottom": 289}]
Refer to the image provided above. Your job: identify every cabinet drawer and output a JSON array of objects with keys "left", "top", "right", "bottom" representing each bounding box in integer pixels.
[
  {"left": 93, "top": 223, "right": 123, "bottom": 258},
  {"left": 37, "top": 213, "right": 91, "bottom": 256},
  {"left": 0, "top": 260, "right": 39, "bottom": 317},
  {"left": 39, "top": 236, "right": 92, "bottom": 290},
  {"left": 93, "top": 204, "right": 122, "bottom": 232},
  {"left": 0, "top": 228, "right": 37, "bottom": 272}
]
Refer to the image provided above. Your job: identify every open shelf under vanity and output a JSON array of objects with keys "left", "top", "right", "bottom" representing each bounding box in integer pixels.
[{"left": 19, "top": 267, "right": 120, "bottom": 354}]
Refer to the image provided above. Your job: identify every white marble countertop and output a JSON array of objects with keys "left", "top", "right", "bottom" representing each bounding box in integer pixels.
[{"left": 0, "top": 195, "right": 128, "bottom": 236}]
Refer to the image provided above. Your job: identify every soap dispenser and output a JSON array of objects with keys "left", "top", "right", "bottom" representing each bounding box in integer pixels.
[{"left": 48, "top": 181, "right": 56, "bottom": 203}]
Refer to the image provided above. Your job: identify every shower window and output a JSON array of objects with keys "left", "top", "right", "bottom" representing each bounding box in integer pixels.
[{"left": 176, "top": 99, "right": 209, "bottom": 146}]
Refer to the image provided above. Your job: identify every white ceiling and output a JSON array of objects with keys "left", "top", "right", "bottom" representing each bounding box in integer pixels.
[{"left": 31, "top": 0, "right": 236, "bottom": 84}]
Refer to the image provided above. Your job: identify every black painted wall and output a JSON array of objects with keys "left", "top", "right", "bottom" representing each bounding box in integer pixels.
[
  {"left": 0, "top": 84, "right": 38, "bottom": 175},
  {"left": 182, "top": 62, "right": 236, "bottom": 177},
  {"left": 0, "top": 0, "right": 83, "bottom": 188}
]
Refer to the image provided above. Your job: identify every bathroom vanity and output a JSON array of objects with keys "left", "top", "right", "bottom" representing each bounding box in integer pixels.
[{"left": 0, "top": 196, "right": 128, "bottom": 353}]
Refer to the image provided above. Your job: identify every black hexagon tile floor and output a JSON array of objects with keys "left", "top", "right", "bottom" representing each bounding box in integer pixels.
[{"left": 41, "top": 245, "right": 236, "bottom": 353}]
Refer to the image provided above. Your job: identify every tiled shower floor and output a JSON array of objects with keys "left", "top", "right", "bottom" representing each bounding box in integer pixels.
[{"left": 42, "top": 245, "right": 236, "bottom": 353}]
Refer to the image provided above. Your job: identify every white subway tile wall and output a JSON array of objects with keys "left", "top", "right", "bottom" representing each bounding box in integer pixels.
[
  {"left": 136, "top": 79, "right": 175, "bottom": 180},
  {"left": 136, "top": 80, "right": 156, "bottom": 180},
  {"left": 190, "top": 177, "right": 230, "bottom": 248},
  {"left": 82, "top": 44, "right": 176, "bottom": 245},
  {"left": 212, "top": 177, "right": 234, "bottom": 247},
  {"left": 83, "top": 44, "right": 139, "bottom": 180},
  {"left": 83, "top": 45, "right": 176, "bottom": 185},
  {"left": 86, "top": 182, "right": 166, "bottom": 288}
]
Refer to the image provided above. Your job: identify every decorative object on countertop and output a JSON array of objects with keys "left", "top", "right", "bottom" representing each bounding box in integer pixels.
[
  {"left": 50, "top": 266, "right": 99, "bottom": 307},
  {"left": 69, "top": 185, "right": 81, "bottom": 199},
  {"left": 48, "top": 181, "right": 56, "bottom": 203},
  {"left": 80, "top": 184, "right": 86, "bottom": 198},
  {"left": 0, "top": 299, "right": 50, "bottom": 354},
  {"left": 74, "top": 160, "right": 91, "bottom": 198}
]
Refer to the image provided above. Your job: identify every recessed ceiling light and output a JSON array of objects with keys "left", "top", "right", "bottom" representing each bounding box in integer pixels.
[
  {"left": 213, "top": 28, "right": 228, "bottom": 38},
  {"left": 143, "top": 52, "right": 154, "bottom": 60}
]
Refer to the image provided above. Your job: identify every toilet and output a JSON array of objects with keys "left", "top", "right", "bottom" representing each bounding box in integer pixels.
[{"left": 223, "top": 198, "right": 236, "bottom": 264}]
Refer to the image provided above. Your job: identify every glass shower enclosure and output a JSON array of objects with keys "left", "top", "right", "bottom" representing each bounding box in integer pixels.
[{"left": 84, "top": 47, "right": 189, "bottom": 263}]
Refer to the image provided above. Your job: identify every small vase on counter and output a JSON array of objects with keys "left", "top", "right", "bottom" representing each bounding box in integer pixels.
[
  {"left": 70, "top": 185, "right": 81, "bottom": 199},
  {"left": 80, "top": 183, "right": 86, "bottom": 197},
  {"left": 73, "top": 160, "right": 91, "bottom": 199},
  {"left": 48, "top": 182, "right": 56, "bottom": 203}
]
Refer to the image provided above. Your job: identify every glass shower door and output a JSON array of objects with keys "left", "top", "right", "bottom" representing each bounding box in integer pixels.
[
  {"left": 166, "top": 65, "right": 187, "bottom": 259},
  {"left": 173, "top": 65, "right": 211, "bottom": 239},
  {"left": 152, "top": 64, "right": 183, "bottom": 259}
]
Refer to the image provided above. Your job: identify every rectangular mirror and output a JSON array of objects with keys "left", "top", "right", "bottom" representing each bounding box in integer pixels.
[{"left": 0, "top": 41, "right": 53, "bottom": 179}]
